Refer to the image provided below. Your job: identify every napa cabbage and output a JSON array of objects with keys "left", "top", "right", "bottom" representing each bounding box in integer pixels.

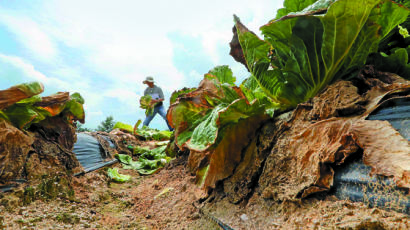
[
  {"left": 1, "top": 82, "right": 85, "bottom": 129},
  {"left": 140, "top": 95, "right": 156, "bottom": 116},
  {"left": 168, "top": 0, "right": 409, "bottom": 189},
  {"left": 167, "top": 65, "right": 270, "bottom": 151},
  {"left": 236, "top": 0, "right": 409, "bottom": 109}
]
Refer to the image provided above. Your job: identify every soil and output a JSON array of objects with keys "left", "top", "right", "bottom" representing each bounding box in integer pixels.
[
  {"left": 0, "top": 155, "right": 219, "bottom": 230},
  {"left": 0, "top": 154, "right": 409, "bottom": 230}
]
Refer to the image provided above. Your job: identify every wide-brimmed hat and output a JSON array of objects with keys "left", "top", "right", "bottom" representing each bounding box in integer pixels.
[{"left": 143, "top": 76, "right": 154, "bottom": 84}]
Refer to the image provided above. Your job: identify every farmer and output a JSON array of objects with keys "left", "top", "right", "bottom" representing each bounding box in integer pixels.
[{"left": 142, "top": 76, "right": 173, "bottom": 131}]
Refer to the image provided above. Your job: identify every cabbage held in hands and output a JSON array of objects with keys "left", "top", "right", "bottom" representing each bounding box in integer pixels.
[{"left": 139, "top": 95, "right": 157, "bottom": 116}]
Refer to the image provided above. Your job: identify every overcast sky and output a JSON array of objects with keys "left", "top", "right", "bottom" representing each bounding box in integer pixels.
[{"left": 0, "top": 0, "right": 282, "bottom": 130}]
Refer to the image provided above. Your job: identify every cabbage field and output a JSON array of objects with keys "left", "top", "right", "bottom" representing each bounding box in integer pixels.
[{"left": 0, "top": 0, "right": 409, "bottom": 229}]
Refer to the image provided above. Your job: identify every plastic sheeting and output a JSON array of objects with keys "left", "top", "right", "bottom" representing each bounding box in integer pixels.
[
  {"left": 334, "top": 160, "right": 410, "bottom": 214},
  {"left": 0, "top": 179, "right": 26, "bottom": 192},
  {"left": 333, "top": 99, "right": 410, "bottom": 214},
  {"left": 367, "top": 98, "right": 410, "bottom": 140},
  {"left": 73, "top": 133, "right": 117, "bottom": 173},
  {"left": 1, "top": 134, "right": 116, "bottom": 192}
]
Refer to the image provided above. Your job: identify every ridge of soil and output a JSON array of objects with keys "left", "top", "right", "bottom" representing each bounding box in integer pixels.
[{"left": 1, "top": 157, "right": 409, "bottom": 229}]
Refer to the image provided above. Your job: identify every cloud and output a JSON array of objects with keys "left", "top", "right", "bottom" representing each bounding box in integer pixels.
[
  {"left": 86, "top": 110, "right": 103, "bottom": 121},
  {"left": 200, "top": 30, "right": 233, "bottom": 65},
  {"left": 0, "top": 12, "right": 58, "bottom": 61},
  {"left": 0, "top": 53, "right": 69, "bottom": 90},
  {"left": 188, "top": 70, "right": 202, "bottom": 80},
  {"left": 37, "top": 0, "right": 282, "bottom": 84},
  {"left": 104, "top": 88, "right": 139, "bottom": 109}
]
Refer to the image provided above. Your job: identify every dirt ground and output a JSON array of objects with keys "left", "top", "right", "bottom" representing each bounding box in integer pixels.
[{"left": 0, "top": 155, "right": 409, "bottom": 230}]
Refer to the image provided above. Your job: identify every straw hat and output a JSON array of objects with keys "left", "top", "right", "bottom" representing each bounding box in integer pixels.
[{"left": 143, "top": 76, "right": 154, "bottom": 84}]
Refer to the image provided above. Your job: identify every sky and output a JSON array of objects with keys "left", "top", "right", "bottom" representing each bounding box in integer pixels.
[{"left": 0, "top": 0, "right": 283, "bottom": 130}]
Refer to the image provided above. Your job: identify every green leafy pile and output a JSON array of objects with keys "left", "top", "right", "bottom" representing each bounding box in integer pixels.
[
  {"left": 167, "top": 65, "right": 270, "bottom": 152},
  {"left": 132, "top": 146, "right": 151, "bottom": 155},
  {"left": 0, "top": 82, "right": 85, "bottom": 129},
  {"left": 113, "top": 120, "right": 172, "bottom": 141},
  {"left": 3, "top": 96, "right": 51, "bottom": 129},
  {"left": 116, "top": 146, "right": 171, "bottom": 175},
  {"left": 112, "top": 121, "right": 134, "bottom": 133},
  {"left": 236, "top": 0, "right": 409, "bottom": 109},
  {"left": 107, "top": 168, "right": 131, "bottom": 182},
  {"left": 137, "top": 126, "right": 173, "bottom": 141},
  {"left": 139, "top": 95, "right": 157, "bottom": 116}
]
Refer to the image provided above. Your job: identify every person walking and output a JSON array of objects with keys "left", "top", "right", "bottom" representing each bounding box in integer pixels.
[{"left": 142, "top": 76, "right": 173, "bottom": 131}]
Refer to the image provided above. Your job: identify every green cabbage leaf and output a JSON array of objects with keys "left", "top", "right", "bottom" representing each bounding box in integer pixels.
[
  {"left": 167, "top": 65, "right": 271, "bottom": 151},
  {"left": 113, "top": 121, "right": 134, "bottom": 133},
  {"left": 170, "top": 87, "right": 197, "bottom": 105},
  {"left": 2, "top": 96, "right": 51, "bottom": 129},
  {"left": 107, "top": 168, "right": 131, "bottom": 182},
  {"left": 367, "top": 46, "right": 410, "bottom": 79},
  {"left": 1, "top": 89, "right": 85, "bottom": 129},
  {"left": 367, "top": 1, "right": 410, "bottom": 78},
  {"left": 140, "top": 95, "right": 157, "bottom": 116},
  {"left": 63, "top": 92, "right": 85, "bottom": 123},
  {"left": 113, "top": 120, "right": 172, "bottom": 140},
  {"left": 237, "top": 0, "right": 409, "bottom": 109},
  {"left": 137, "top": 125, "right": 172, "bottom": 141},
  {"left": 116, "top": 146, "right": 171, "bottom": 175},
  {"left": 0, "top": 82, "right": 44, "bottom": 110}
]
